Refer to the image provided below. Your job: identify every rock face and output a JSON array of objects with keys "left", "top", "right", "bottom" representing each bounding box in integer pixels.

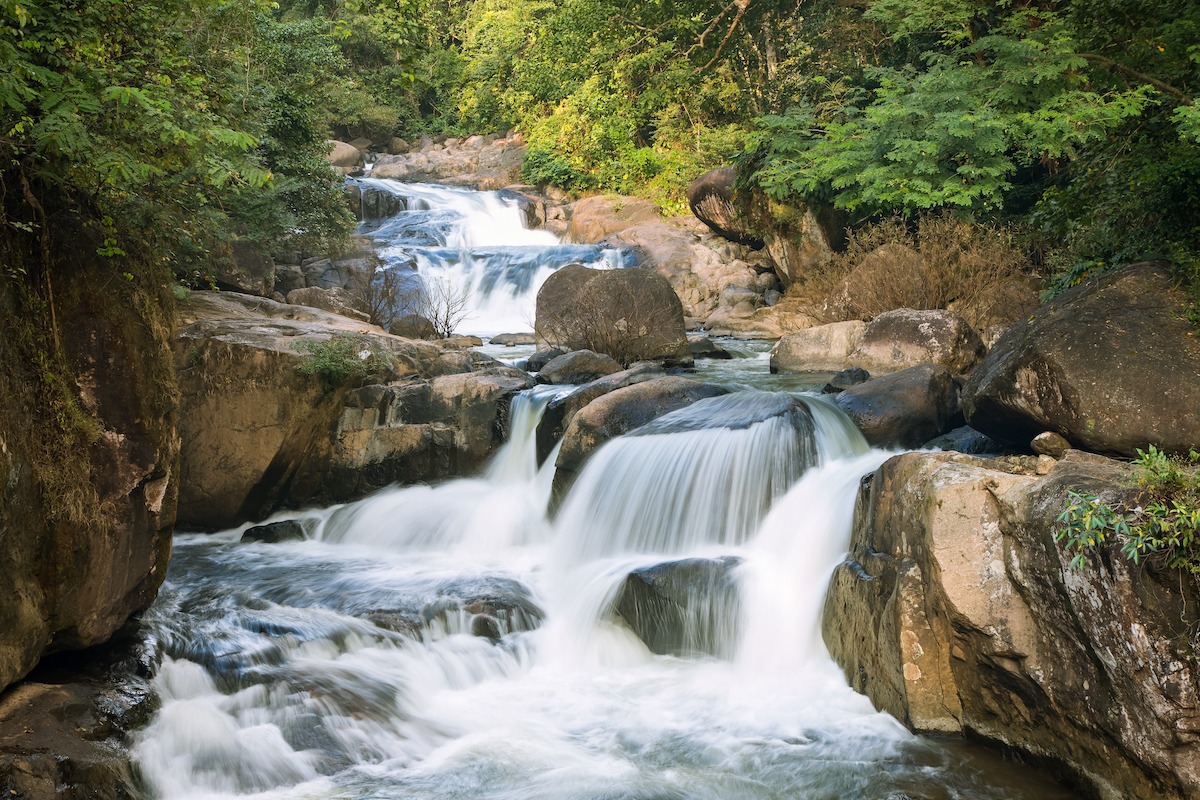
[
  {"left": 834, "top": 364, "right": 963, "bottom": 449},
  {"left": 962, "top": 263, "right": 1200, "bottom": 457},
  {"left": 552, "top": 376, "right": 728, "bottom": 499},
  {"left": 772, "top": 309, "right": 984, "bottom": 375},
  {"left": 535, "top": 264, "right": 692, "bottom": 365},
  {"left": 566, "top": 195, "right": 663, "bottom": 243},
  {"left": 613, "top": 556, "right": 743, "bottom": 657},
  {"left": 0, "top": 249, "right": 178, "bottom": 693},
  {"left": 285, "top": 286, "right": 372, "bottom": 323},
  {"left": 824, "top": 450, "right": 1200, "bottom": 800},
  {"left": 175, "top": 291, "right": 530, "bottom": 529}
]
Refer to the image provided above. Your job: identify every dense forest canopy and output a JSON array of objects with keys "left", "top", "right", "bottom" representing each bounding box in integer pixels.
[{"left": 1, "top": 0, "right": 1197, "bottom": 289}]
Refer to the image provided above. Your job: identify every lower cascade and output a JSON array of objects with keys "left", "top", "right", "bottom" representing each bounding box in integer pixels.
[{"left": 131, "top": 389, "right": 1073, "bottom": 799}]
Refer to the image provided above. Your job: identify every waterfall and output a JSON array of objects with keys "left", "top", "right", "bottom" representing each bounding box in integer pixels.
[{"left": 355, "top": 179, "right": 628, "bottom": 335}]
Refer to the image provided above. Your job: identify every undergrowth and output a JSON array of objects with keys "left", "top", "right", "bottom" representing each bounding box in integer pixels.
[
  {"left": 295, "top": 334, "right": 392, "bottom": 392},
  {"left": 1057, "top": 446, "right": 1200, "bottom": 575}
]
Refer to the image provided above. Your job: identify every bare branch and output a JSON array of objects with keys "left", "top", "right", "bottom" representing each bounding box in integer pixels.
[
  {"left": 1079, "top": 53, "right": 1193, "bottom": 105},
  {"left": 695, "top": 0, "right": 751, "bottom": 74}
]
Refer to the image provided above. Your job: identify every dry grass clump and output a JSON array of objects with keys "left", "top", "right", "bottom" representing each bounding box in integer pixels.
[{"left": 797, "top": 214, "right": 1037, "bottom": 328}]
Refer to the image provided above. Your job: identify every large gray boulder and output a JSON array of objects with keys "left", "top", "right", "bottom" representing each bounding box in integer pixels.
[
  {"left": 962, "top": 263, "right": 1200, "bottom": 456},
  {"left": 834, "top": 363, "right": 961, "bottom": 448},
  {"left": 825, "top": 450, "right": 1200, "bottom": 799},
  {"left": 535, "top": 264, "right": 692, "bottom": 365},
  {"left": 536, "top": 349, "right": 622, "bottom": 385},
  {"left": 535, "top": 364, "right": 665, "bottom": 465}
]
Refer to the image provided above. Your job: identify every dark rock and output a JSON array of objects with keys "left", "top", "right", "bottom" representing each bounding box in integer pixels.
[
  {"left": 613, "top": 556, "right": 743, "bottom": 657},
  {"left": 526, "top": 347, "right": 565, "bottom": 372},
  {"left": 470, "top": 614, "right": 502, "bottom": 641},
  {"left": 535, "top": 364, "right": 665, "bottom": 465},
  {"left": 389, "top": 314, "right": 436, "bottom": 339},
  {"left": 535, "top": 264, "right": 692, "bottom": 366},
  {"left": 241, "top": 520, "right": 306, "bottom": 544},
  {"left": 687, "top": 167, "right": 764, "bottom": 249},
  {"left": 962, "top": 263, "right": 1200, "bottom": 457},
  {"left": 1032, "top": 431, "right": 1071, "bottom": 459},
  {"left": 821, "top": 366, "right": 871, "bottom": 394},
  {"left": 212, "top": 240, "right": 275, "bottom": 297},
  {"left": 922, "top": 425, "right": 1009, "bottom": 455},
  {"left": 687, "top": 334, "right": 733, "bottom": 359},
  {"left": 537, "top": 349, "right": 622, "bottom": 385},
  {"left": 835, "top": 364, "right": 962, "bottom": 449}
]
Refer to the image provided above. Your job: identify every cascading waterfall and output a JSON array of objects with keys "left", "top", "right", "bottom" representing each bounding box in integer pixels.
[
  {"left": 355, "top": 179, "right": 629, "bottom": 335},
  {"left": 131, "top": 384, "right": 1073, "bottom": 800}
]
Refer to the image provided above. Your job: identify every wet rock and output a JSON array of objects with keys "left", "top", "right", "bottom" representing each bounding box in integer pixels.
[
  {"left": 688, "top": 335, "right": 732, "bottom": 359},
  {"left": 824, "top": 450, "right": 1200, "bottom": 799},
  {"left": 821, "top": 366, "right": 871, "bottom": 394},
  {"left": 241, "top": 520, "right": 306, "bottom": 544},
  {"left": 962, "top": 263, "right": 1200, "bottom": 457},
  {"left": 526, "top": 347, "right": 565, "bottom": 372},
  {"left": 552, "top": 376, "right": 728, "bottom": 501},
  {"left": 535, "top": 364, "right": 665, "bottom": 465},
  {"left": 470, "top": 614, "right": 502, "bottom": 641},
  {"left": 537, "top": 349, "right": 622, "bottom": 385},
  {"left": 614, "top": 556, "right": 743, "bottom": 658},
  {"left": 835, "top": 364, "right": 962, "bottom": 449},
  {"left": 535, "top": 264, "right": 692, "bottom": 366}
]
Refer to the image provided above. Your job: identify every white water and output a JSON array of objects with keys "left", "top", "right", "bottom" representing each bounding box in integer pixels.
[
  {"left": 132, "top": 385, "right": 1069, "bottom": 800},
  {"left": 356, "top": 179, "right": 626, "bottom": 336}
]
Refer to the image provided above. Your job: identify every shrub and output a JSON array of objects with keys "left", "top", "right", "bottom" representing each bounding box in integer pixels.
[
  {"left": 1056, "top": 446, "right": 1200, "bottom": 575},
  {"left": 796, "top": 214, "right": 1035, "bottom": 328},
  {"left": 295, "top": 334, "right": 391, "bottom": 391}
]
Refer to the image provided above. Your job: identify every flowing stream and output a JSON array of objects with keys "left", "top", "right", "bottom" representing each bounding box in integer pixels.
[
  {"left": 353, "top": 179, "right": 629, "bottom": 335},
  {"left": 130, "top": 184, "right": 1073, "bottom": 799}
]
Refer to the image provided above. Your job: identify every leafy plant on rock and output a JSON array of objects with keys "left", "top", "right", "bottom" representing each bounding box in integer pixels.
[{"left": 1056, "top": 446, "right": 1200, "bottom": 575}]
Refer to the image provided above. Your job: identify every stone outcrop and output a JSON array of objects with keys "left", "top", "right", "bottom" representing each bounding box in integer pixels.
[
  {"left": 962, "top": 262, "right": 1200, "bottom": 457},
  {"left": 327, "top": 139, "right": 362, "bottom": 172},
  {"left": 370, "top": 132, "right": 526, "bottom": 190},
  {"left": 535, "top": 264, "right": 692, "bottom": 365},
  {"left": 833, "top": 363, "right": 962, "bottom": 449},
  {"left": 687, "top": 167, "right": 764, "bottom": 248},
  {"left": 771, "top": 309, "right": 985, "bottom": 375},
  {"left": 825, "top": 450, "right": 1200, "bottom": 800},
  {"left": 552, "top": 376, "right": 728, "bottom": 499},
  {"left": 535, "top": 364, "right": 665, "bottom": 465},
  {"left": 285, "top": 286, "right": 372, "bottom": 322},
  {"left": 175, "top": 291, "right": 530, "bottom": 529},
  {"left": 566, "top": 195, "right": 663, "bottom": 243},
  {"left": 0, "top": 246, "right": 178, "bottom": 693}
]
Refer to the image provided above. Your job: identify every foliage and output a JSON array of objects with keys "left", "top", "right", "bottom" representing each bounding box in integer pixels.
[
  {"left": 1056, "top": 446, "right": 1200, "bottom": 575},
  {"left": 295, "top": 334, "right": 392, "bottom": 391},
  {"left": 797, "top": 213, "right": 1033, "bottom": 328}
]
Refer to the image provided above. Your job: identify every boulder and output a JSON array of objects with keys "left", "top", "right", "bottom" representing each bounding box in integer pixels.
[
  {"left": 1032, "top": 431, "right": 1071, "bottom": 459},
  {"left": 821, "top": 366, "right": 871, "bottom": 394},
  {"left": 771, "top": 321, "right": 867, "bottom": 372},
  {"left": 703, "top": 298, "right": 819, "bottom": 339},
  {"left": 0, "top": 246, "right": 177, "bottom": 692},
  {"left": 536, "top": 350, "right": 622, "bottom": 385},
  {"left": 566, "top": 195, "right": 662, "bottom": 243},
  {"left": 241, "top": 520, "right": 306, "bottom": 544},
  {"left": 825, "top": 450, "right": 1200, "bottom": 799},
  {"left": 687, "top": 167, "right": 764, "bottom": 248},
  {"left": 772, "top": 309, "right": 985, "bottom": 375},
  {"left": 855, "top": 309, "right": 986, "bottom": 375},
  {"left": 389, "top": 314, "right": 436, "bottom": 339},
  {"left": 327, "top": 140, "right": 362, "bottom": 169},
  {"left": 211, "top": 240, "right": 275, "bottom": 297},
  {"left": 491, "top": 332, "right": 536, "bottom": 346},
  {"left": 286, "top": 286, "right": 372, "bottom": 323},
  {"left": 552, "top": 376, "right": 728, "bottom": 499},
  {"left": 922, "top": 425, "right": 1008, "bottom": 455},
  {"left": 526, "top": 347, "right": 565, "bottom": 372},
  {"left": 834, "top": 363, "right": 962, "bottom": 449},
  {"left": 688, "top": 335, "right": 732, "bottom": 359},
  {"left": 535, "top": 264, "right": 692, "bottom": 366},
  {"left": 962, "top": 263, "right": 1200, "bottom": 457},
  {"left": 370, "top": 134, "right": 526, "bottom": 189},
  {"left": 613, "top": 556, "right": 743, "bottom": 657},
  {"left": 535, "top": 363, "right": 665, "bottom": 464}
]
